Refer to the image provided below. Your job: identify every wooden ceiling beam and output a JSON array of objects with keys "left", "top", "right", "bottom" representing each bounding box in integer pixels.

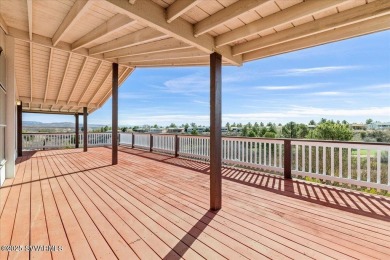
[
  {"left": 7, "top": 27, "right": 137, "bottom": 67},
  {"left": 72, "top": 14, "right": 135, "bottom": 51},
  {"left": 0, "top": 13, "right": 8, "bottom": 34},
  {"left": 167, "top": 0, "right": 203, "bottom": 23},
  {"left": 19, "top": 96, "right": 100, "bottom": 108},
  {"left": 243, "top": 15, "right": 390, "bottom": 62},
  {"left": 234, "top": 0, "right": 390, "bottom": 56},
  {"left": 194, "top": 0, "right": 269, "bottom": 37},
  {"left": 216, "top": 0, "right": 348, "bottom": 47},
  {"left": 104, "top": 0, "right": 242, "bottom": 65},
  {"left": 67, "top": 57, "right": 88, "bottom": 104},
  {"left": 26, "top": 0, "right": 33, "bottom": 40},
  {"left": 104, "top": 38, "right": 191, "bottom": 59},
  {"left": 52, "top": 0, "right": 92, "bottom": 46},
  {"left": 118, "top": 48, "right": 207, "bottom": 63},
  {"left": 89, "top": 27, "right": 166, "bottom": 55},
  {"left": 43, "top": 48, "right": 53, "bottom": 103},
  {"left": 127, "top": 56, "right": 211, "bottom": 67},
  {"left": 98, "top": 67, "right": 133, "bottom": 107},
  {"left": 77, "top": 61, "right": 103, "bottom": 105},
  {"left": 56, "top": 53, "right": 72, "bottom": 104},
  {"left": 88, "top": 68, "right": 112, "bottom": 106},
  {"left": 29, "top": 42, "right": 33, "bottom": 103}
]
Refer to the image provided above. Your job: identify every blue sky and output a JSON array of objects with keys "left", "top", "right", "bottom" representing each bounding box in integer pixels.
[{"left": 26, "top": 31, "right": 390, "bottom": 126}]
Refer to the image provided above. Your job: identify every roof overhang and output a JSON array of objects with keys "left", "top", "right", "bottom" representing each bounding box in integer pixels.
[{"left": 0, "top": 0, "right": 388, "bottom": 114}]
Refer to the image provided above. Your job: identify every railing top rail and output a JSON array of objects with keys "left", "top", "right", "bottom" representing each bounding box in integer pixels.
[
  {"left": 22, "top": 132, "right": 78, "bottom": 135},
  {"left": 23, "top": 132, "right": 390, "bottom": 146},
  {"left": 177, "top": 134, "right": 390, "bottom": 146}
]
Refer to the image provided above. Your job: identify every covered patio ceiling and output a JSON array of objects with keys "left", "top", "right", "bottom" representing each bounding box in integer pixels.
[{"left": 0, "top": 0, "right": 389, "bottom": 114}]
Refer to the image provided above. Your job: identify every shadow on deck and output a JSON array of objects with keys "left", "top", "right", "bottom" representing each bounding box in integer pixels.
[{"left": 118, "top": 146, "right": 390, "bottom": 221}]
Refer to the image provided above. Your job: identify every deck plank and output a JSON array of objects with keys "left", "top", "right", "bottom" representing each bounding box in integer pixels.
[
  {"left": 1, "top": 147, "right": 390, "bottom": 260},
  {"left": 30, "top": 180, "right": 52, "bottom": 260}
]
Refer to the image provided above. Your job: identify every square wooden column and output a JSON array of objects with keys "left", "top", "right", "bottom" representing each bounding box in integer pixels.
[
  {"left": 112, "top": 63, "right": 118, "bottom": 165},
  {"left": 83, "top": 107, "right": 88, "bottom": 152},
  {"left": 17, "top": 102, "right": 22, "bottom": 157},
  {"left": 75, "top": 113, "right": 79, "bottom": 148},
  {"left": 210, "top": 52, "right": 222, "bottom": 211}
]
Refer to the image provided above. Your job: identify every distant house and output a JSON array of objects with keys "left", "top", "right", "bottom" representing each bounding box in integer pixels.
[
  {"left": 133, "top": 128, "right": 148, "bottom": 133},
  {"left": 167, "top": 128, "right": 185, "bottom": 134},
  {"left": 367, "top": 122, "right": 390, "bottom": 130},
  {"left": 351, "top": 123, "right": 367, "bottom": 130},
  {"left": 187, "top": 126, "right": 207, "bottom": 134},
  {"left": 231, "top": 127, "right": 242, "bottom": 133},
  {"left": 147, "top": 128, "right": 163, "bottom": 134}
]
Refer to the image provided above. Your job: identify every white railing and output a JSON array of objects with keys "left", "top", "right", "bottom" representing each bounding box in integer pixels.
[
  {"left": 152, "top": 134, "right": 175, "bottom": 154},
  {"left": 133, "top": 133, "right": 150, "bottom": 149},
  {"left": 222, "top": 137, "right": 284, "bottom": 173},
  {"left": 291, "top": 140, "right": 390, "bottom": 191},
  {"left": 86, "top": 133, "right": 112, "bottom": 146},
  {"left": 22, "top": 133, "right": 79, "bottom": 150},
  {"left": 22, "top": 132, "right": 390, "bottom": 191},
  {"left": 22, "top": 133, "right": 113, "bottom": 150},
  {"left": 119, "top": 133, "right": 133, "bottom": 146},
  {"left": 178, "top": 135, "right": 210, "bottom": 159}
]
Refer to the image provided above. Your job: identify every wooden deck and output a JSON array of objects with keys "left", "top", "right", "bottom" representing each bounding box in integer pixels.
[{"left": 1, "top": 147, "right": 390, "bottom": 260}]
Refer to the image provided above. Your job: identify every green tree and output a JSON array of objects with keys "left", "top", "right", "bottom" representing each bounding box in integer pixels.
[
  {"left": 191, "top": 128, "right": 198, "bottom": 135},
  {"left": 310, "top": 121, "right": 353, "bottom": 141},
  {"left": 248, "top": 130, "right": 256, "bottom": 137},
  {"left": 282, "top": 122, "right": 297, "bottom": 138},
  {"left": 121, "top": 127, "right": 128, "bottom": 132},
  {"left": 226, "top": 122, "right": 231, "bottom": 131},
  {"left": 169, "top": 123, "right": 177, "bottom": 128},
  {"left": 184, "top": 123, "right": 189, "bottom": 132},
  {"left": 263, "top": 132, "right": 276, "bottom": 138},
  {"left": 297, "top": 123, "right": 309, "bottom": 138},
  {"left": 309, "top": 120, "right": 316, "bottom": 125},
  {"left": 366, "top": 118, "right": 373, "bottom": 124},
  {"left": 267, "top": 124, "right": 277, "bottom": 134},
  {"left": 103, "top": 125, "right": 109, "bottom": 132},
  {"left": 242, "top": 125, "right": 249, "bottom": 136}
]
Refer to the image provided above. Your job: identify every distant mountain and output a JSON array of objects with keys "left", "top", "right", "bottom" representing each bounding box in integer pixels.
[{"left": 23, "top": 121, "right": 105, "bottom": 128}]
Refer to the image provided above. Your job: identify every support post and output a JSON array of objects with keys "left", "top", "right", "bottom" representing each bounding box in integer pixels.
[
  {"left": 75, "top": 113, "right": 79, "bottom": 148},
  {"left": 150, "top": 134, "right": 153, "bottom": 152},
  {"left": 17, "top": 102, "right": 22, "bottom": 157},
  {"left": 210, "top": 52, "right": 222, "bottom": 211},
  {"left": 5, "top": 36, "right": 16, "bottom": 179},
  {"left": 112, "top": 63, "right": 118, "bottom": 165},
  {"left": 284, "top": 139, "right": 292, "bottom": 179},
  {"left": 131, "top": 133, "right": 135, "bottom": 148},
  {"left": 175, "top": 134, "right": 179, "bottom": 157},
  {"left": 83, "top": 107, "right": 88, "bottom": 152}
]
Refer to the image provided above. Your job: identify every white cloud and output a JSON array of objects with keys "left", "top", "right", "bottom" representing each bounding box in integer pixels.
[
  {"left": 274, "top": 66, "right": 360, "bottom": 76},
  {"left": 161, "top": 74, "right": 208, "bottom": 93},
  {"left": 309, "top": 91, "right": 344, "bottom": 96},
  {"left": 115, "top": 106, "right": 390, "bottom": 126},
  {"left": 193, "top": 100, "right": 208, "bottom": 105},
  {"left": 254, "top": 83, "right": 326, "bottom": 90},
  {"left": 119, "top": 93, "right": 151, "bottom": 99},
  {"left": 361, "top": 83, "right": 390, "bottom": 90}
]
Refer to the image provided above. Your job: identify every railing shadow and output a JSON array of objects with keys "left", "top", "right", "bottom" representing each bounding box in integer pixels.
[
  {"left": 163, "top": 210, "right": 218, "bottom": 260},
  {"left": 118, "top": 146, "right": 390, "bottom": 221}
]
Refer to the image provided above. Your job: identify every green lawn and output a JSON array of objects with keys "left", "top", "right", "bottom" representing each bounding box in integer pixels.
[{"left": 351, "top": 149, "right": 377, "bottom": 157}]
